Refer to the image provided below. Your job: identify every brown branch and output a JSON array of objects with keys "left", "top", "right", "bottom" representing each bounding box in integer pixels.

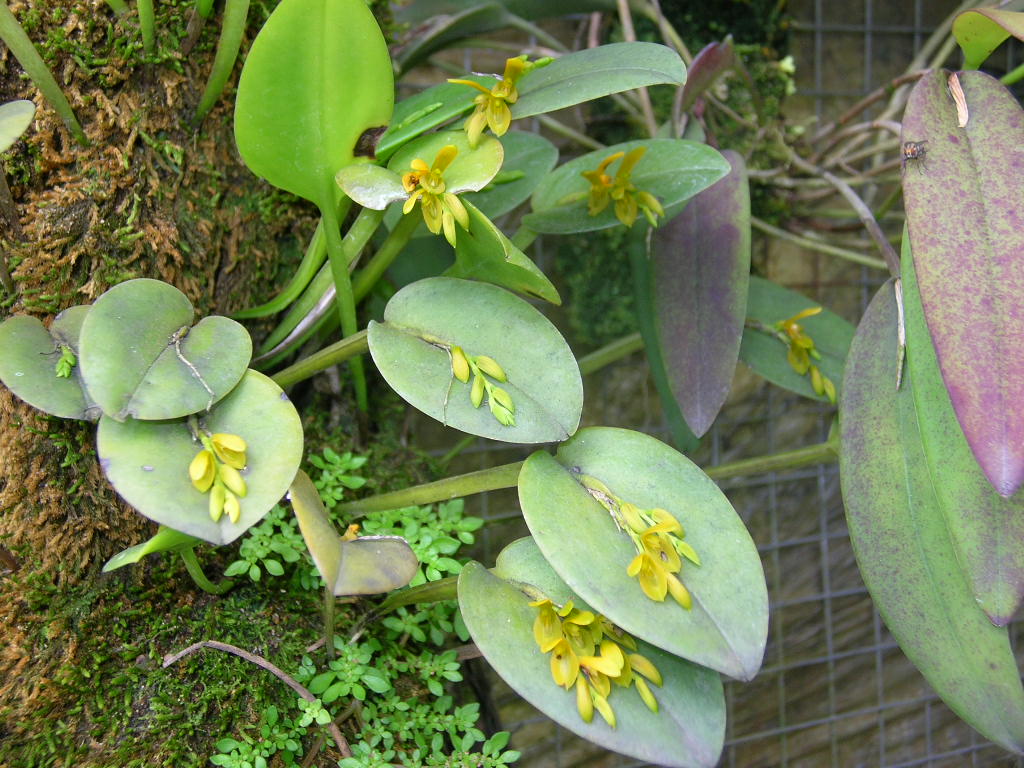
[{"left": 810, "top": 71, "right": 927, "bottom": 144}]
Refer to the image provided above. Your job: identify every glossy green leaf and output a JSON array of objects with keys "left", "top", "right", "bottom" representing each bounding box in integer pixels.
[
  {"left": 464, "top": 131, "right": 558, "bottom": 219},
  {"left": 513, "top": 43, "right": 686, "bottom": 120},
  {"left": 102, "top": 526, "right": 201, "bottom": 572},
  {"left": 0, "top": 306, "right": 99, "bottom": 420},
  {"left": 953, "top": 8, "right": 1024, "bottom": 69},
  {"left": 0, "top": 99, "right": 34, "bottom": 152},
  {"left": 525, "top": 140, "right": 729, "bottom": 234},
  {"left": 289, "top": 470, "right": 418, "bottom": 595},
  {"left": 462, "top": 543, "right": 725, "bottom": 768},
  {"left": 79, "top": 279, "right": 251, "bottom": 421},
  {"left": 96, "top": 370, "right": 303, "bottom": 545},
  {"left": 368, "top": 277, "right": 582, "bottom": 443},
  {"left": 393, "top": 2, "right": 509, "bottom": 73},
  {"left": 902, "top": 245, "right": 1024, "bottom": 624},
  {"left": 233, "top": 0, "right": 393, "bottom": 209},
  {"left": 839, "top": 280, "right": 1024, "bottom": 752},
  {"left": 651, "top": 150, "right": 750, "bottom": 436},
  {"left": 447, "top": 200, "right": 560, "bottom": 304},
  {"left": 386, "top": 236, "right": 455, "bottom": 290},
  {"left": 902, "top": 70, "right": 1024, "bottom": 497},
  {"left": 388, "top": 131, "right": 504, "bottom": 194},
  {"left": 334, "top": 164, "right": 408, "bottom": 211},
  {"left": 397, "top": 0, "right": 615, "bottom": 27},
  {"left": 739, "top": 276, "right": 852, "bottom": 401},
  {"left": 518, "top": 427, "right": 767, "bottom": 680}
]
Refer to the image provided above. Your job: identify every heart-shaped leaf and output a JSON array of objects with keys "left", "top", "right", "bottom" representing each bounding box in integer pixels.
[
  {"left": 79, "top": 279, "right": 251, "bottom": 421},
  {"left": 902, "top": 244, "right": 1024, "bottom": 624},
  {"left": 447, "top": 200, "right": 560, "bottom": 303},
  {"left": 0, "top": 305, "right": 99, "bottom": 420},
  {"left": 518, "top": 427, "right": 768, "bottom": 680},
  {"left": 289, "top": 469, "right": 417, "bottom": 595},
  {"left": 739, "top": 276, "right": 852, "bottom": 401},
  {"left": 0, "top": 99, "right": 35, "bottom": 152},
  {"left": 902, "top": 69, "right": 1024, "bottom": 497},
  {"left": 463, "top": 131, "right": 558, "bottom": 219},
  {"left": 953, "top": 8, "right": 1024, "bottom": 69},
  {"left": 525, "top": 139, "right": 730, "bottom": 234},
  {"left": 461, "top": 547, "right": 725, "bottom": 768},
  {"left": 102, "top": 526, "right": 201, "bottom": 572},
  {"left": 234, "top": 0, "right": 393, "bottom": 210},
  {"left": 96, "top": 370, "right": 303, "bottom": 545},
  {"left": 839, "top": 280, "right": 1024, "bottom": 751},
  {"left": 651, "top": 150, "right": 750, "bottom": 436},
  {"left": 368, "top": 277, "right": 582, "bottom": 443}
]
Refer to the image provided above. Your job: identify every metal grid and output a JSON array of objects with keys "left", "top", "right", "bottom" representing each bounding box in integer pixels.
[{"left": 407, "top": 2, "right": 1024, "bottom": 765}]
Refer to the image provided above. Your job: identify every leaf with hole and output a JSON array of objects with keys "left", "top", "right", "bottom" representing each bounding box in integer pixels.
[
  {"left": 96, "top": 370, "right": 303, "bottom": 545},
  {"left": 78, "top": 279, "right": 251, "bottom": 421},
  {"left": 368, "top": 277, "right": 582, "bottom": 443},
  {"left": 518, "top": 427, "right": 768, "bottom": 680}
]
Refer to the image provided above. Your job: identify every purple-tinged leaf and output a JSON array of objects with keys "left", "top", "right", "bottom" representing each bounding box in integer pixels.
[
  {"left": 839, "top": 280, "right": 1024, "bottom": 751},
  {"left": 902, "top": 242, "right": 1024, "bottom": 624},
  {"left": 953, "top": 8, "right": 1024, "bottom": 69},
  {"left": 902, "top": 69, "right": 1024, "bottom": 497},
  {"left": 651, "top": 150, "right": 750, "bottom": 436},
  {"left": 678, "top": 39, "right": 736, "bottom": 114}
]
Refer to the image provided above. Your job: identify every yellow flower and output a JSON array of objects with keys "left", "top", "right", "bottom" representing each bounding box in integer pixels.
[
  {"left": 773, "top": 306, "right": 837, "bottom": 404},
  {"left": 402, "top": 145, "right": 470, "bottom": 246},
  {"left": 580, "top": 146, "right": 664, "bottom": 228},
  {"left": 627, "top": 551, "right": 668, "bottom": 601},
  {"left": 449, "top": 56, "right": 530, "bottom": 146},
  {"left": 640, "top": 525, "right": 682, "bottom": 574},
  {"left": 549, "top": 638, "right": 580, "bottom": 689},
  {"left": 210, "top": 433, "right": 247, "bottom": 469},
  {"left": 575, "top": 675, "right": 594, "bottom": 723},
  {"left": 189, "top": 449, "right": 216, "bottom": 493},
  {"left": 581, "top": 151, "right": 623, "bottom": 216},
  {"left": 531, "top": 599, "right": 563, "bottom": 653}
]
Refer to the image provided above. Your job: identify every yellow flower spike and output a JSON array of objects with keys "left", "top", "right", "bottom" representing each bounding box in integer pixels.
[
  {"left": 470, "top": 374, "right": 485, "bottom": 408},
  {"left": 619, "top": 501, "right": 648, "bottom": 533},
  {"left": 189, "top": 449, "right": 216, "bottom": 493},
  {"left": 208, "top": 483, "right": 226, "bottom": 522},
  {"left": 451, "top": 346, "right": 471, "bottom": 383},
  {"left": 449, "top": 56, "right": 530, "bottom": 145},
  {"left": 575, "top": 675, "right": 594, "bottom": 723},
  {"left": 549, "top": 638, "right": 580, "bottom": 689},
  {"left": 473, "top": 355, "right": 507, "bottom": 382},
  {"left": 581, "top": 151, "right": 623, "bottom": 216},
  {"left": 627, "top": 552, "right": 668, "bottom": 601},
  {"left": 665, "top": 571, "right": 693, "bottom": 610},
  {"left": 641, "top": 529, "right": 682, "bottom": 573},
  {"left": 628, "top": 653, "right": 663, "bottom": 687},
  {"left": 634, "top": 676, "right": 659, "bottom": 713},
  {"left": 591, "top": 688, "right": 617, "bottom": 729},
  {"left": 218, "top": 464, "right": 248, "bottom": 498},
  {"left": 211, "top": 433, "right": 247, "bottom": 469},
  {"left": 533, "top": 602, "right": 563, "bottom": 652},
  {"left": 223, "top": 489, "right": 241, "bottom": 524}
]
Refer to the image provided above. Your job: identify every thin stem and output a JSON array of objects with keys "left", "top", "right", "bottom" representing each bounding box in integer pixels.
[
  {"left": 505, "top": 15, "right": 569, "bottom": 52},
  {"left": 0, "top": 6, "right": 87, "bottom": 146},
  {"left": 438, "top": 434, "right": 477, "bottom": 469},
  {"left": 639, "top": 0, "right": 692, "bottom": 63},
  {"left": 351, "top": 212, "right": 420, "bottom": 302},
  {"left": 323, "top": 587, "right": 336, "bottom": 662},
  {"left": 809, "top": 72, "right": 925, "bottom": 144},
  {"left": 162, "top": 640, "right": 352, "bottom": 757},
  {"left": 536, "top": 114, "right": 605, "bottom": 150},
  {"left": 578, "top": 332, "right": 644, "bottom": 375},
  {"left": 1002, "top": 60, "right": 1024, "bottom": 86},
  {"left": 616, "top": 0, "right": 658, "bottom": 137},
  {"left": 704, "top": 440, "right": 837, "bottom": 481},
  {"left": 509, "top": 225, "right": 538, "bottom": 251},
  {"left": 196, "top": 0, "right": 215, "bottom": 18},
  {"left": 271, "top": 330, "right": 369, "bottom": 389},
  {"left": 138, "top": 0, "right": 155, "bottom": 53},
  {"left": 751, "top": 217, "right": 887, "bottom": 270},
  {"left": 375, "top": 576, "right": 458, "bottom": 616},
  {"left": 194, "top": 0, "right": 250, "bottom": 123},
  {"left": 104, "top": 0, "right": 129, "bottom": 14},
  {"left": 179, "top": 547, "right": 235, "bottom": 595}
]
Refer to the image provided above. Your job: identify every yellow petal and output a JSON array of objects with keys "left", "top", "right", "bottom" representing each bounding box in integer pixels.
[
  {"left": 502, "top": 55, "right": 528, "bottom": 85},
  {"left": 666, "top": 571, "right": 692, "bottom": 610},
  {"left": 811, "top": 364, "right": 825, "bottom": 395},
  {"left": 615, "top": 194, "right": 638, "bottom": 227},
  {"left": 823, "top": 376, "right": 837, "bottom": 404},
  {"left": 403, "top": 188, "right": 423, "bottom": 215},
  {"left": 451, "top": 346, "right": 471, "bottom": 383},
  {"left": 410, "top": 157, "right": 430, "bottom": 173},
  {"left": 208, "top": 483, "right": 226, "bottom": 522},
  {"left": 470, "top": 373, "right": 485, "bottom": 408},
  {"left": 490, "top": 386, "right": 515, "bottom": 413},
  {"left": 473, "top": 355, "right": 506, "bottom": 382},
  {"left": 486, "top": 99, "right": 512, "bottom": 136},
  {"left": 443, "top": 193, "right": 469, "bottom": 230},
  {"left": 219, "top": 464, "right": 247, "bottom": 498},
  {"left": 432, "top": 144, "right": 459, "bottom": 174},
  {"left": 211, "top": 433, "right": 247, "bottom": 469},
  {"left": 617, "top": 146, "right": 647, "bottom": 178},
  {"left": 533, "top": 603, "right": 562, "bottom": 650},
  {"left": 787, "top": 306, "right": 823, "bottom": 323},
  {"left": 189, "top": 449, "right": 216, "bottom": 493},
  {"left": 634, "top": 676, "right": 659, "bottom": 713},
  {"left": 591, "top": 689, "right": 616, "bottom": 729},
  {"left": 442, "top": 209, "right": 457, "bottom": 247},
  {"left": 447, "top": 78, "right": 493, "bottom": 96},
  {"left": 619, "top": 502, "right": 647, "bottom": 533},
  {"left": 421, "top": 194, "right": 443, "bottom": 234},
  {"left": 550, "top": 638, "right": 579, "bottom": 689},
  {"left": 223, "top": 490, "right": 241, "bottom": 524},
  {"left": 575, "top": 675, "right": 594, "bottom": 723},
  {"left": 675, "top": 538, "right": 701, "bottom": 566},
  {"left": 596, "top": 151, "right": 624, "bottom": 175},
  {"left": 628, "top": 652, "right": 663, "bottom": 686},
  {"left": 465, "top": 108, "right": 487, "bottom": 147}
]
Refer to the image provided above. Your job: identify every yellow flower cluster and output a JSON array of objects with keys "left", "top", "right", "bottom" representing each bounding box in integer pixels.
[
  {"left": 449, "top": 56, "right": 531, "bottom": 147},
  {"left": 450, "top": 345, "right": 515, "bottom": 427},
  {"left": 581, "top": 146, "right": 664, "bottom": 228},
  {"left": 775, "top": 307, "right": 837, "bottom": 403},
  {"left": 189, "top": 432, "right": 248, "bottom": 524},
  {"left": 402, "top": 145, "right": 470, "bottom": 246},
  {"left": 531, "top": 598, "right": 662, "bottom": 728}
]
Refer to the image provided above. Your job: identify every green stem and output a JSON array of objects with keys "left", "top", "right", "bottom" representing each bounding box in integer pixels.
[
  {"left": 196, "top": 0, "right": 215, "bottom": 17},
  {"left": 0, "top": 6, "right": 87, "bottom": 146},
  {"left": 578, "top": 332, "right": 644, "bottom": 376},
  {"left": 194, "top": 0, "right": 250, "bottom": 123},
  {"left": 438, "top": 434, "right": 477, "bottom": 469},
  {"left": 179, "top": 547, "right": 235, "bottom": 595},
  {"left": 751, "top": 217, "right": 888, "bottom": 271},
  {"left": 704, "top": 440, "right": 837, "bottom": 481},
  {"left": 323, "top": 587, "right": 336, "bottom": 662},
  {"left": 138, "top": 0, "right": 156, "bottom": 53},
  {"left": 271, "top": 330, "right": 368, "bottom": 389},
  {"left": 1001, "top": 60, "right": 1024, "bottom": 86},
  {"left": 509, "top": 225, "right": 538, "bottom": 251},
  {"left": 352, "top": 212, "right": 420, "bottom": 302},
  {"left": 375, "top": 576, "right": 458, "bottom": 616},
  {"left": 104, "top": 0, "right": 129, "bottom": 14},
  {"left": 536, "top": 114, "right": 605, "bottom": 150}
]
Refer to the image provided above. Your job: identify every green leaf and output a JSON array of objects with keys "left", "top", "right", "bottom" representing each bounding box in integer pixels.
[
  {"left": 463, "top": 131, "right": 558, "bottom": 219},
  {"left": 78, "top": 279, "right": 251, "bottom": 421},
  {"left": 901, "top": 70, "right": 1024, "bottom": 496},
  {"left": 233, "top": 0, "right": 393, "bottom": 210},
  {"left": 953, "top": 8, "right": 1024, "bottom": 69},
  {"left": 525, "top": 139, "right": 729, "bottom": 234},
  {"left": 96, "top": 370, "right": 303, "bottom": 545},
  {"left": 517, "top": 427, "right": 768, "bottom": 680},
  {"left": 393, "top": 2, "right": 509, "bottom": 74},
  {"left": 513, "top": 43, "right": 686, "bottom": 119},
  {"left": 0, "top": 305, "right": 99, "bottom": 420},
  {"left": 102, "top": 526, "right": 201, "bottom": 572},
  {"left": 902, "top": 243, "right": 1024, "bottom": 624},
  {"left": 333, "top": 164, "right": 408, "bottom": 211},
  {"left": 447, "top": 200, "right": 560, "bottom": 303},
  {"left": 367, "top": 277, "right": 583, "bottom": 443},
  {"left": 0, "top": 99, "right": 35, "bottom": 152},
  {"left": 460, "top": 549, "right": 725, "bottom": 768},
  {"left": 839, "top": 279, "right": 1024, "bottom": 752},
  {"left": 388, "top": 130, "right": 504, "bottom": 195},
  {"left": 289, "top": 470, "right": 418, "bottom": 595},
  {"left": 739, "top": 276, "right": 852, "bottom": 401}
]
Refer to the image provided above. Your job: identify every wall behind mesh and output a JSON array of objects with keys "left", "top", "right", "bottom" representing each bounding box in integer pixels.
[{"left": 400, "top": 1, "right": 1024, "bottom": 765}]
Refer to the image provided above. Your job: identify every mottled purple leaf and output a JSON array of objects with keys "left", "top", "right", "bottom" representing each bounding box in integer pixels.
[
  {"left": 902, "top": 69, "right": 1024, "bottom": 497},
  {"left": 953, "top": 8, "right": 1024, "bottom": 69},
  {"left": 651, "top": 150, "right": 750, "bottom": 436},
  {"left": 839, "top": 280, "right": 1024, "bottom": 750},
  {"left": 678, "top": 38, "right": 736, "bottom": 114}
]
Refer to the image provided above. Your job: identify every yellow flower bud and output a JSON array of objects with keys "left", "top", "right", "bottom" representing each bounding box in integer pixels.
[
  {"left": 634, "top": 676, "right": 659, "bottom": 713},
  {"left": 211, "top": 433, "right": 247, "bottom": 469},
  {"left": 619, "top": 502, "right": 648, "bottom": 533},
  {"left": 473, "top": 355, "right": 506, "bottom": 382},
  {"left": 208, "top": 483, "right": 226, "bottom": 522},
  {"left": 674, "top": 538, "right": 701, "bottom": 566},
  {"left": 470, "top": 373, "right": 485, "bottom": 408},
  {"left": 218, "top": 464, "right": 248, "bottom": 498},
  {"left": 628, "top": 653, "right": 663, "bottom": 687},
  {"left": 451, "top": 346, "right": 471, "bottom": 383},
  {"left": 666, "top": 571, "right": 692, "bottom": 610},
  {"left": 223, "top": 490, "right": 241, "bottom": 524},
  {"left": 575, "top": 676, "right": 594, "bottom": 723},
  {"left": 490, "top": 386, "right": 514, "bottom": 413},
  {"left": 591, "top": 689, "right": 616, "bottom": 729},
  {"left": 549, "top": 638, "right": 579, "bottom": 689},
  {"left": 189, "top": 449, "right": 216, "bottom": 493}
]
